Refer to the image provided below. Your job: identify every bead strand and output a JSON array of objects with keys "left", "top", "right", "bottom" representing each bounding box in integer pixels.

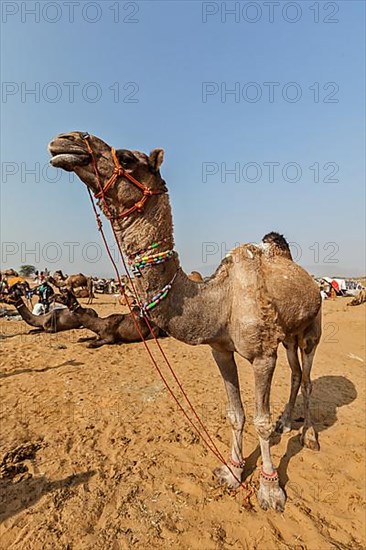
[
  {"left": 140, "top": 271, "right": 179, "bottom": 316},
  {"left": 130, "top": 248, "right": 174, "bottom": 276},
  {"left": 129, "top": 239, "right": 168, "bottom": 260}
]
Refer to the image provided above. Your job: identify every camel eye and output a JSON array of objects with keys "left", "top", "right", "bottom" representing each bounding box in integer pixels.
[
  {"left": 81, "top": 132, "right": 90, "bottom": 139},
  {"left": 118, "top": 150, "right": 138, "bottom": 169}
]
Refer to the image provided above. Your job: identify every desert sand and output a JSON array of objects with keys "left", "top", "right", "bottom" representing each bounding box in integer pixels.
[{"left": 0, "top": 296, "right": 365, "bottom": 550}]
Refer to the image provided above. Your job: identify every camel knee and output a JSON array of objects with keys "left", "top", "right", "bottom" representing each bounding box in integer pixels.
[
  {"left": 292, "top": 371, "right": 302, "bottom": 386},
  {"left": 302, "top": 379, "right": 312, "bottom": 396},
  {"left": 227, "top": 407, "right": 245, "bottom": 431},
  {"left": 254, "top": 415, "right": 273, "bottom": 440}
]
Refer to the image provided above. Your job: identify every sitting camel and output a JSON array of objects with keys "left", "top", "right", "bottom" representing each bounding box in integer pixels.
[
  {"left": 1, "top": 289, "right": 87, "bottom": 333},
  {"left": 2, "top": 269, "right": 18, "bottom": 277},
  {"left": 3, "top": 277, "right": 33, "bottom": 308},
  {"left": 49, "top": 131, "right": 322, "bottom": 511},
  {"left": 57, "top": 289, "right": 165, "bottom": 348},
  {"left": 347, "top": 288, "right": 366, "bottom": 306}
]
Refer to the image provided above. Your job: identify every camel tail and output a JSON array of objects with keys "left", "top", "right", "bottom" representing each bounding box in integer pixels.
[{"left": 262, "top": 232, "right": 293, "bottom": 260}]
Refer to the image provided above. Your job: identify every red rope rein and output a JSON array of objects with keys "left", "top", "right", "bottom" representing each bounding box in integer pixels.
[{"left": 83, "top": 136, "right": 254, "bottom": 505}]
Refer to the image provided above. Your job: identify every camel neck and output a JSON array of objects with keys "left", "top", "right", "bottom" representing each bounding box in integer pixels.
[
  {"left": 112, "top": 193, "right": 228, "bottom": 345},
  {"left": 112, "top": 194, "right": 175, "bottom": 259},
  {"left": 70, "top": 305, "right": 102, "bottom": 332},
  {"left": 15, "top": 299, "right": 43, "bottom": 328}
]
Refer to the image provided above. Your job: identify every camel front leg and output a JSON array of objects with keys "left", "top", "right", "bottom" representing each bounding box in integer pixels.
[
  {"left": 253, "top": 354, "right": 286, "bottom": 511},
  {"left": 87, "top": 337, "right": 114, "bottom": 348},
  {"left": 211, "top": 349, "right": 245, "bottom": 490},
  {"left": 77, "top": 335, "right": 97, "bottom": 343}
]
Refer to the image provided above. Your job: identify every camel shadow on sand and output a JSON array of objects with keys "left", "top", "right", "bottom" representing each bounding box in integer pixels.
[
  {"left": 0, "top": 333, "right": 21, "bottom": 341},
  {"left": 0, "top": 360, "right": 85, "bottom": 379},
  {"left": 245, "top": 375, "right": 357, "bottom": 487},
  {"left": 0, "top": 470, "right": 95, "bottom": 523}
]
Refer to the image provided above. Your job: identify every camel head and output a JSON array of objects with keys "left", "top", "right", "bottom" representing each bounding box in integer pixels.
[
  {"left": 48, "top": 132, "right": 166, "bottom": 217},
  {"left": 53, "top": 270, "right": 67, "bottom": 281},
  {"left": 57, "top": 288, "right": 80, "bottom": 311},
  {"left": 56, "top": 288, "right": 97, "bottom": 318},
  {"left": 0, "top": 287, "right": 23, "bottom": 305}
]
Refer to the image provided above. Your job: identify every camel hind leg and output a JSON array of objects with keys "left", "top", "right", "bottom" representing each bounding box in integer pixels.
[
  {"left": 299, "top": 346, "right": 320, "bottom": 450},
  {"left": 252, "top": 353, "right": 286, "bottom": 512},
  {"left": 299, "top": 313, "right": 321, "bottom": 451},
  {"left": 276, "top": 338, "right": 302, "bottom": 434}
]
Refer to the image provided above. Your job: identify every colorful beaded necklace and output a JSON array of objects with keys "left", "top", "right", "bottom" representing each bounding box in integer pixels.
[
  {"left": 140, "top": 269, "right": 179, "bottom": 317},
  {"left": 129, "top": 240, "right": 175, "bottom": 276}
]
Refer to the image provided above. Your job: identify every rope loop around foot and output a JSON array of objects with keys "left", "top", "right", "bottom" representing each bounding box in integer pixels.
[
  {"left": 228, "top": 457, "right": 246, "bottom": 469},
  {"left": 260, "top": 468, "right": 279, "bottom": 482}
]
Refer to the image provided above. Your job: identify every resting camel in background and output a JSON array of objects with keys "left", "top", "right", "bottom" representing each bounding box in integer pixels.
[
  {"left": 49, "top": 270, "right": 94, "bottom": 303},
  {"left": 1, "top": 289, "right": 85, "bottom": 333},
  {"left": 348, "top": 288, "right": 366, "bottom": 306},
  {"left": 49, "top": 131, "right": 322, "bottom": 512},
  {"left": 57, "top": 289, "right": 165, "bottom": 347},
  {"left": 1, "top": 269, "right": 18, "bottom": 277}
]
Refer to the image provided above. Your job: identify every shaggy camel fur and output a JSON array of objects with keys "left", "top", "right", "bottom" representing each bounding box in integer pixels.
[
  {"left": 49, "top": 132, "right": 322, "bottom": 511},
  {"left": 57, "top": 289, "right": 164, "bottom": 348}
]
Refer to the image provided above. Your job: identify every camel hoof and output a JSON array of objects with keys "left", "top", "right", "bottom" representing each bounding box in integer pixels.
[
  {"left": 87, "top": 342, "right": 101, "bottom": 349},
  {"left": 257, "top": 480, "right": 286, "bottom": 512},
  {"left": 301, "top": 426, "right": 320, "bottom": 451},
  {"left": 275, "top": 417, "right": 292, "bottom": 434},
  {"left": 213, "top": 464, "right": 242, "bottom": 490}
]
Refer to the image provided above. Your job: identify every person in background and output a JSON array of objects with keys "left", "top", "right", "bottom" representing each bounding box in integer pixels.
[{"left": 33, "top": 281, "right": 54, "bottom": 313}]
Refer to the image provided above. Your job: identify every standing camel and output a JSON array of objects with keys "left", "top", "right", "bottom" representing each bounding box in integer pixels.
[
  {"left": 50, "top": 271, "right": 94, "bottom": 303},
  {"left": 49, "top": 132, "right": 322, "bottom": 511}
]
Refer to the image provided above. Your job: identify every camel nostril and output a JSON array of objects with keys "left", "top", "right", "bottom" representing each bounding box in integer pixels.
[{"left": 58, "top": 134, "right": 75, "bottom": 142}]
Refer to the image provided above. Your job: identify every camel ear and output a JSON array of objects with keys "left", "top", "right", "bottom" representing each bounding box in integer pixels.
[{"left": 149, "top": 149, "right": 164, "bottom": 173}]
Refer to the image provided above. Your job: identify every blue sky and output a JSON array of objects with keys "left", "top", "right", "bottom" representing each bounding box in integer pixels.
[{"left": 1, "top": 0, "right": 365, "bottom": 277}]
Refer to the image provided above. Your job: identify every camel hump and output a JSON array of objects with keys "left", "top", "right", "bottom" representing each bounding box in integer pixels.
[
  {"left": 188, "top": 271, "right": 204, "bottom": 283},
  {"left": 261, "top": 232, "right": 293, "bottom": 260}
]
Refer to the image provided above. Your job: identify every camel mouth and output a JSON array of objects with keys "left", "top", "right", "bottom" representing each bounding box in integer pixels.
[{"left": 50, "top": 151, "right": 90, "bottom": 171}]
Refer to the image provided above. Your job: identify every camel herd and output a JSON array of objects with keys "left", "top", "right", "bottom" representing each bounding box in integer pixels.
[
  {"left": 0, "top": 270, "right": 198, "bottom": 343},
  {"left": 1, "top": 130, "right": 364, "bottom": 513}
]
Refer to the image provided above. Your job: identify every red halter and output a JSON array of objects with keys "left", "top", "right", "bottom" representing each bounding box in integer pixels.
[{"left": 83, "top": 135, "right": 164, "bottom": 220}]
